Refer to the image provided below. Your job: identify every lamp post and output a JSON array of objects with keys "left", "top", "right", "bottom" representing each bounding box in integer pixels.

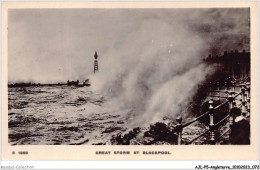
[{"left": 176, "top": 116, "right": 183, "bottom": 145}]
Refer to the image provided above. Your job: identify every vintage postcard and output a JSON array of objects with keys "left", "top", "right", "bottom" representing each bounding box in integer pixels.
[{"left": 1, "top": 1, "right": 259, "bottom": 160}]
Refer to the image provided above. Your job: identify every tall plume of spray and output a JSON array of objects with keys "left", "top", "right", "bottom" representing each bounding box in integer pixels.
[{"left": 89, "top": 10, "right": 216, "bottom": 127}]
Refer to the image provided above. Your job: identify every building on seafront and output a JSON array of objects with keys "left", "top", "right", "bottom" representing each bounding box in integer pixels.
[{"left": 203, "top": 49, "right": 250, "bottom": 82}]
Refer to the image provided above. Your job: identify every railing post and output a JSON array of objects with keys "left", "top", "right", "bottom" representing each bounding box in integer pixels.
[
  {"left": 209, "top": 81, "right": 212, "bottom": 98},
  {"left": 244, "top": 91, "right": 248, "bottom": 104},
  {"left": 241, "top": 83, "right": 247, "bottom": 116},
  {"left": 244, "top": 86, "right": 248, "bottom": 116},
  {"left": 208, "top": 99, "right": 215, "bottom": 145},
  {"left": 246, "top": 82, "right": 250, "bottom": 117},
  {"left": 227, "top": 90, "right": 234, "bottom": 138},
  {"left": 176, "top": 116, "right": 183, "bottom": 145},
  {"left": 217, "top": 82, "right": 220, "bottom": 101},
  {"left": 229, "top": 113, "right": 234, "bottom": 128},
  {"left": 240, "top": 83, "right": 245, "bottom": 101},
  {"left": 231, "top": 81, "right": 235, "bottom": 95},
  {"left": 231, "top": 81, "right": 236, "bottom": 107},
  {"left": 225, "top": 81, "right": 229, "bottom": 98},
  {"left": 246, "top": 82, "right": 250, "bottom": 99},
  {"left": 228, "top": 90, "right": 233, "bottom": 111}
]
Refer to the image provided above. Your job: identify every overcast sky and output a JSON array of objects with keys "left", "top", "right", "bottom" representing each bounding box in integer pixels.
[{"left": 8, "top": 8, "right": 250, "bottom": 83}]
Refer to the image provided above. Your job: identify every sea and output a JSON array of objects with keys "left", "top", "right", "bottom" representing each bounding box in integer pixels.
[{"left": 8, "top": 85, "right": 229, "bottom": 145}]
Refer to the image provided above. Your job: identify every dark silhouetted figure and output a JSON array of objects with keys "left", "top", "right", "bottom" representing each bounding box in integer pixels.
[{"left": 230, "top": 107, "right": 250, "bottom": 145}]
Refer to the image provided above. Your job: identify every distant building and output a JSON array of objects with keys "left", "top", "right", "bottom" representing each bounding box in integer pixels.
[
  {"left": 67, "top": 80, "right": 79, "bottom": 86},
  {"left": 204, "top": 49, "right": 250, "bottom": 81}
]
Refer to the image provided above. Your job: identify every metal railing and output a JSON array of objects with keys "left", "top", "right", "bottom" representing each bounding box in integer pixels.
[{"left": 174, "top": 81, "right": 250, "bottom": 145}]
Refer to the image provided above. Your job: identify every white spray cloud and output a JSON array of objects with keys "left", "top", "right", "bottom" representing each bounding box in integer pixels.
[{"left": 88, "top": 13, "right": 215, "bottom": 126}]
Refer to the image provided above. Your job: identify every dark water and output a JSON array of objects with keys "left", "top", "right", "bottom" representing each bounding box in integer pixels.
[
  {"left": 8, "top": 85, "right": 230, "bottom": 145},
  {"left": 8, "top": 86, "right": 130, "bottom": 145}
]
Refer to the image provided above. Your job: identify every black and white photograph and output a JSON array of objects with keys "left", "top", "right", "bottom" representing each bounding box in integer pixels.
[{"left": 7, "top": 8, "right": 251, "bottom": 146}]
